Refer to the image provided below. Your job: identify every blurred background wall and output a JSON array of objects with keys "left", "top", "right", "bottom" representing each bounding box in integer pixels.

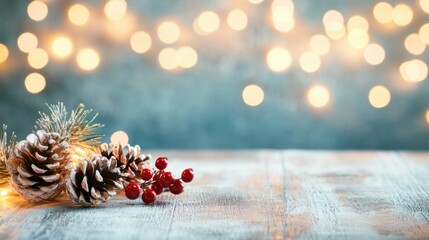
[{"left": 0, "top": 0, "right": 429, "bottom": 149}]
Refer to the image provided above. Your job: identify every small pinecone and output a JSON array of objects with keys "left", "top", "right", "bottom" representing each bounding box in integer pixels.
[
  {"left": 97, "top": 143, "right": 150, "bottom": 183},
  {"left": 66, "top": 154, "right": 125, "bottom": 206},
  {"left": 7, "top": 131, "right": 72, "bottom": 203}
]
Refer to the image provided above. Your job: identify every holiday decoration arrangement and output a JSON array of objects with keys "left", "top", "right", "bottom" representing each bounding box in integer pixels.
[{"left": 0, "top": 103, "right": 194, "bottom": 206}]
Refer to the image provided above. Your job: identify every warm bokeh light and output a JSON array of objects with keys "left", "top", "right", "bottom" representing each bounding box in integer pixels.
[
  {"left": 130, "top": 31, "right": 152, "bottom": 54},
  {"left": 373, "top": 2, "right": 393, "bottom": 24},
  {"left": 347, "top": 29, "right": 369, "bottom": 49},
  {"left": 27, "top": 1, "right": 48, "bottom": 21},
  {"left": 51, "top": 36, "right": 73, "bottom": 58},
  {"left": 176, "top": 46, "right": 198, "bottom": 69},
  {"left": 325, "top": 26, "right": 345, "bottom": 40},
  {"left": 25, "top": 72, "right": 46, "bottom": 94},
  {"left": 266, "top": 47, "right": 292, "bottom": 72},
  {"left": 196, "top": 11, "right": 220, "bottom": 34},
  {"left": 392, "top": 4, "right": 413, "bottom": 26},
  {"left": 368, "top": 86, "right": 390, "bottom": 108},
  {"left": 323, "top": 10, "right": 344, "bottom": 30},
  {"left": 404, "top": 33, "right": 426, "bottom": 55},
  {"left": 421, "top": 0, "right": 429, "bottom": 14},
  {"left": 272, "top": 3, "right": 295, "bottom": 33},
  {"left": 227, "top": 9, "right": 248, "bottom": 31},
  {"left": 400, "top": 59, "right": 428, "bottom": 82},
  {"left": 242, "top": 84, "right": 264, "bottom": 107},
  {"left": 17, "top": 32, "right": 38, "bottom": 53},
  {"left": 307, "top": 85, "right": 330, "bottom": 108},
  {"left": 157, "top": 21, "right": 180, "bottom": 44},
  {"left": 104, "top": 0, "right": 127, "bottom": 22},
  {"left": 158, "top": 48, "right": 178, "bottom": 70},
  {"left": 111, "top": 131, "right": 129, "bottom": 146},
  {"left": 76, "top": 48, "right": 100, "bottom": 71},
  {"left": 363, "top": 43, "right": 385, "bottom": 65},
  {"left": 426, "top": 109, "right": 429, "bottom": 124},
  {"left": 249, "top": 0, "right": 264, "bottom": 4},
  {"left": 0, "top": 188, "right": 9, "bottom": 197},
  {"left": 27, "top": 48, "right": 49, "bottom": 69},
  {"left": 310, "top": 34, "right": 331, "bottom": 55},
  {"left": 0, "top": 44, "right": 8, "bottom": 64},
  {"left": 419, "top": 23, "right": 429, "bottom": 44},
  {"left": 299, "top": 52, "right": 321, "bottom": 73},
  {"left": 347, "top": 15, "right": 369, "bottom": 33},
  {"left": 68, "top": 4, "right": 90, "bottom": 26}
]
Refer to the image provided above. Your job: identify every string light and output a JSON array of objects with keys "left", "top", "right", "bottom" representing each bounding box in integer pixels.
[
  {"left": 76, "top": 48, "right": 100, "bottom": 71},
  {"left": 68, "top": 4, "right": 90, "bottom": 26},
  {"left": 0, "top": 44, "right": 8, "bottom": 64},
  {"left": 242, "top": 84, "right": 264, "bottom": 107},
  {"left": 104, "top": 0, "right": 127, "bottom": 22},
  {"left": 130, "top": 31, "right": 152, "bottom": 53},
  {"left": 158, "top": 48, "right": 178, "bottom": 70},
  {"left": 196, "top": 11, "right": 220, "bottom": 34},
  {"left": 227, "top": 9, "right": 248, "bottom": 31},
  {"left": 363, "top": 43, "right": 385, "bottom": 65},
  {"left": 392, "top": 4, "right": 413, "bottom": 27},
  {"left": 27, "top": 1, "right": 48, "bottom": 22},
  {"left": 176, "top": 46, "right": 198, "bottom": 68},
  {"left": 399, "top": 60, "right": 428, "bottom": 82},
  {"left": 51, "top": 36, "right": 73, "bottom": 58},
  {"left": 111, "top": 131, "right": 129, "bottom": 146},
  {"left": 157, "top": 21, "right": 180, "bottom": 44},
  {"left": 17, "top": 32, "right": 38, "bottom": 53},
  {"left": 368, "top": 86, "right": 390, "bottom": 108},
  {"left": 299, "top": 52, "right": 321, "bottom": 73},
  {"left": 421, "top": 0, "right": 429, "bottom": 14},
  {"left": 266, "top": 47, "right": 292, "bottom": 72},
  {"left": 25, "top": 72, "right": 46, "bottom": 94},
  {"left": 0, "top": 188, "right": 9, "bottom": 197},
  {"left": 419, "top": 23, "right": 429, "bottom": 45},
  {"left": 28, "top": 48, "right": 49, "bottom": 69},
  {"left": 404, "top": 34, "right": 426, "bottom": 55},
  {"left": 307, "top": 85, "right": 330, "bottom": 108},
  {"left": 373, "top": 2, "right": 393, "bottom": 24},
  {"left": 310, "top": 34, "right": 331, "bottom": 55}
]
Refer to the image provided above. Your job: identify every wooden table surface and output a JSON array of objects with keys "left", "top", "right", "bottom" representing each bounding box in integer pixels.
[{"left": 1, "top": 151, "right": 429, "bottom": 240}]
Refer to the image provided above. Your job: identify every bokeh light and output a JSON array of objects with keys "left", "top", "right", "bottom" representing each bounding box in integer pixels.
[
  {"left": 176, "top": 46, "right": 198, "bottom": 69},
  {"left": 347, "top": 29, "right": 369, "bottom": 49},
  {"left": 307, "top": 85, "right": 330, "bottom": 108},
  {"left": 310, "top": 35, "right": 330, "bottom": 56},
  {"left": 17, "top": 32, "right": 38, "bottom": 53},
  {"left": 347, "top": 15, "right": 369, "bottom": 33},
  {"left": 373, "top": 2, "right": 393, "bottom": 24},
  {"left": 299, "top": 52, "right": 321, "bottom": 73},
  {"left": 404, "top": 33, "right": 426, "bottom": 55},
  {"left": 0, "top": 44, "right": 9, "bottom": 64},
  {"left": 227, "top": 9, "right": 248, "bottom": 31},
  {"left": 24, "top": 72, "right": 46, "bottom": 94},
  {"left": 76, "top": 48, "right": 100, "bottom": 71},
  {"left": 400, "top": 59, "right": 428, "bottom": 82},
  {"left": 419, "top": 23, "right": 429, "bottom": 44},
  {"left": 158, "top": 48, "right": 178, "bottom": 70},
  {"left": 323, "top": 10, "right": 345, "bottom": 40},
  {"left": 104, "top": 0, "right": 127, "bottom": 22},
  {"left": 51, "top": 36, "right": 73, "bottom": 58},
  {"left": 157, "top": 21, "right": 180, "bottom": 44},
  {"left": 392, "top": 4, "right": 413, "bottom": 26},
  {"left": 27, "top": 1, "right": 48, "bottom": 22},
  {"left": 266, "top": 47, "right": 292, "bottom": 72},
  {"left": 68, "top": 4, "right": 90, "bottom": 26},
  {"left": 242, "top": 84, "right": 264, "bottom": 107},
  {"left": 426, "top": 109, "right": 429, "bottom": 124},
  {"left": 421, "top": 0, "right": 429, "bottom": 14},
  {"left": 249, "top": 0, "right": 264, "bottom": 4},
  {"left": 130, "top": 31, "right": 152, "bottom": 54},
  {"left": 196, "top": 11, "right": 220, "bottom": 34},
  {"left": 272, "top": 1, "right": 295, "bottom": 33},
  {"left": 363, "top": 43, "right": 385, "bottom": 65},
  {"left": 111, "top": 131, "right": 129, "bottom": 146},
  {"left": 368, "top": 86, "right": 390, "bottom": 108},
  {"left": 27, "top": 48, "right": 49, "bottom": 69}
]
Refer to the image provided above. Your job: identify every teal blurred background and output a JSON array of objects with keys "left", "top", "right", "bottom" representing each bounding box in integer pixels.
[{"left": 0, "top": 0, "right": 429, "bottom": 149}]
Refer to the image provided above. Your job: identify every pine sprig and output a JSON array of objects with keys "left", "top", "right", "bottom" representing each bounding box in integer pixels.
[
  {"left": 0, "top": 124, "right": 16, "bottom": 187},
  {"left": 35, "top": 103, "right": 104, "bottom": 156}
]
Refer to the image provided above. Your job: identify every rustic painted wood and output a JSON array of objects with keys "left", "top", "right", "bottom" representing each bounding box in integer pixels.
[{"left": 0, "top": 151, "right": 429, "bottom": 239}]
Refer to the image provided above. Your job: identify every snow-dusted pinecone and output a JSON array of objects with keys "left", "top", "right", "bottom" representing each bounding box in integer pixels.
[
  {"left": 97, "top": 143, "right": 150, "bottom": 183},
  {"left": 66, "top": 154, "right": 125, "bottom": 206},
  {"left": 7, "top": 131, "right": 72, "bottom": 203}
]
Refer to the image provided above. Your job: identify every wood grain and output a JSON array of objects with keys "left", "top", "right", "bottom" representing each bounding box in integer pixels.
[{"left": 0, "top": 151, "right": 428, "bottom": 239}]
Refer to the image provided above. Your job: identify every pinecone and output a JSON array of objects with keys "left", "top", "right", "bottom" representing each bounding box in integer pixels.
[
  {"left": 66, "top": 154, "right": 124, "bottom": 206},
  {"left": 7, "top": 131, "right": 72, "bottom": 203},
  {"left": 97, "top": 143, "right": 150, "bottom": 183}
]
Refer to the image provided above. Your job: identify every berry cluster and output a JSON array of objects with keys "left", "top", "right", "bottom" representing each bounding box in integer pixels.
[{"left": 124, "top": 156, "right": 194, "bottom": 204}]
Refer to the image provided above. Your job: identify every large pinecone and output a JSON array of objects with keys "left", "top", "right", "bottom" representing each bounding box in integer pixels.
[
  {"left": 7, "top": 131, "right": 72, "bottom": 203},
  {"left": 97, "top": 143, "right": 150, "bottom": 183},
  {"left": 66, "top": 154, "right": 125, "bottom": 206}
]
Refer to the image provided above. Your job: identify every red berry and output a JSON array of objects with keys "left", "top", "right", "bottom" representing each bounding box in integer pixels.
[
  {"left": 151, "top": 182, "right": 164, "bottom": 195},
  {"left": 142, "top": 189, "right": 156, "bottom": 204},
  {"left": 169, "top": 180, "right": 184, "bottom": 195},
  {"left": 181, "top": 168, "right": 194, "bottom": 183},
  {"left": 125, "top": 182, "right": 140, "bottom": 200},
  {"left": 155, "top": 157, "right": 168, "bottom": 170},
  {"left": 159, "top": 172, "right": 175, "bottom": 188},
  {"left": 140, "top": 168, "right": 153, "bottom": 181},
  {"left": 153, "top": 170, "right": 164, "bottom": 181}
]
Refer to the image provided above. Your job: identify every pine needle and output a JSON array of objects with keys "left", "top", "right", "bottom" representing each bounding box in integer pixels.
[{"left": 0, "top": 124, "right": 16, "bottom": 187}]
